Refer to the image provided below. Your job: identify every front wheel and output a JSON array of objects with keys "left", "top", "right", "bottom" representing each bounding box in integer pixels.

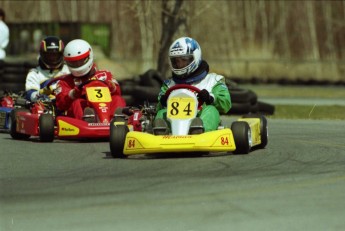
[
  {"left": 231, "top": 121, "right": 251, "bottom": 154},
  {"left": 109, "top": 117, "right": 129, "bottom": 158},
  {"left": 39, "top": 114, "right": 55, "bottom": 142},
  {"left": 10, "top": 108, "right": 31, "bottom": 140}
]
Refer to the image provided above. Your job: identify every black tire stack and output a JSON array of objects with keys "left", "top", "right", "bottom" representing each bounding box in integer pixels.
[
  {"left": 0, "top": 60, "right": 36, "bottom": 97},
  {"left": 225, "top": 79, "right": 275, "bottom": 115},
  {"left": 120, "top": 69, "right": 163, "bottom": 106}
]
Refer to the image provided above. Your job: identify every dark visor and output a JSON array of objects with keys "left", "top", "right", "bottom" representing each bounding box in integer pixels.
[
  {"left": 66, "top": 56, "right": 90, "bottom": 68},
  {"left": 170, "top": 56, "right": 194, "bottom": 69}
]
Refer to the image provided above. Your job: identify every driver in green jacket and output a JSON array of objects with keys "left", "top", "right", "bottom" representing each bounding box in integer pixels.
[{"left": 154, "top": 36, "right": 231, "bottom": 134}]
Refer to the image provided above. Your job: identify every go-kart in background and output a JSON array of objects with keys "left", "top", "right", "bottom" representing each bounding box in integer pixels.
[{"left": 0, "top": 56, "right": 275, "bottom": 116}]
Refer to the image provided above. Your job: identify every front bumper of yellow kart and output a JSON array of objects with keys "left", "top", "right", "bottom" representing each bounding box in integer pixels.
[{"left": 123, "top": 128, "right": 236, "bottom": 155}]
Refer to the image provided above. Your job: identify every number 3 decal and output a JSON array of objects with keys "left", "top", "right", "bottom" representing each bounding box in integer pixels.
[{"left": 95, "top": 89, "right": 103, "bottom": 98}]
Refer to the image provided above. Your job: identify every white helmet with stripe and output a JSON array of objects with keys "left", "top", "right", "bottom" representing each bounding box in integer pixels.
[{"left": 64, "top": 39, "right": 93, "bottom": 77}]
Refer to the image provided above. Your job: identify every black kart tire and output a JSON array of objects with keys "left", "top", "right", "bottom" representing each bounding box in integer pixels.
[
  {"left": 10, "top": 108, "right": 31, "bottom": 140},
  {"left": 122, "top": 95, "right": 136, "bottom": 106},
  {"left": 231, "top": 121, "right": 251, "bottom": 154},
  {"left": 0, "top": 83, "right": 25, "bottom": 93},
  {"left": 1, "top": 73, "right": 26, "bottom": 82},
  {"left": 5, "top": 112, "right": 11, "bottom": 130},
  {"left": 39, "top": 114, "right": 55, "bottom": 142},
  {"left": 109, "top": 117, "right": 129, "bottom": 158},
  {"left": 229, "top": 88, "right": 257, "bottom": 104},
  {"left": 258, "top": 115, "right": 268, "bottom": 148},
  {"left": 3, "top": 66, "right": 27, "bottom": 75},
  {"left": 256, "top": 101, "right": 275, "bottom": 115},
  {"left": 139, "top": 69, "right": 164, "bottom": 87},
  {"left": 228, "top": 102, "right": 252, "bottom": 114},
  {"left": 132, "top": 86, "right": 160, "bottom": 102}
]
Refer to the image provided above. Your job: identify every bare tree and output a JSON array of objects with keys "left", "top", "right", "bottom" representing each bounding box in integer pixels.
[
  {"left": 157, "top": 0, "right": 186, "bottom": 78},
  {"left": 322, "top": 1, "right": 336, "bottom": 59},
  {"left": 1, "top": 0, "right": 345, "bottom": 81},
  {"left": 258, "top": 0, "right": 269, "bottom": 54},
  {"left": 276, "top": 1, "right": 291, "bottom": 59},
  {"left": 306, "top": 1, "right": 320, "bottom": 60},
  {"left": 134, "top": 0, "right": 155, "bottom": 71}
]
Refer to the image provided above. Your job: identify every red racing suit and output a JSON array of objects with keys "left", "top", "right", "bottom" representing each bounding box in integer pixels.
[{"left": 55, "top": 67, "right": 126, "bottom": 120}]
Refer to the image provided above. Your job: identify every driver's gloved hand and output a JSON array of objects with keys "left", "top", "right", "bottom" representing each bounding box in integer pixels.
[
  {"left": 69, "top": 86, "right": 82, "bottom": 99},
  {"left": 106, "top": 80, "right": 117, "bottom": 93},
  {"left": 198, "top": 89, "right": 214, "bottom": 105},
  {"left": 39, "top": 87, "right": 52, "bottom": 96},
  {"left": 159, "top": 94, "right": 167, "bottom": 107},
  {"left": 35, "top": 93, "right": 51, "bottom": 102}
]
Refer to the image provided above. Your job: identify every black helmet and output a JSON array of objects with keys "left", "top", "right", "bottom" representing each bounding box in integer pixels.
[{"left": 39, "top": 36, "right": 64, "bottom": 69}]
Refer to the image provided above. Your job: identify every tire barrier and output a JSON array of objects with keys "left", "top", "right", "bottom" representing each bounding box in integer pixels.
[
  {"left": 225, "top": 79, "right": 275, "bottom": 115},
  {"left": 0, "top": 60, "right": 36, "bottom": 96}
]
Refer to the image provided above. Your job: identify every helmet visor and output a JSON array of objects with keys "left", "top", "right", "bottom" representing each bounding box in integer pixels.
[
  {"left": 66, "top": 56, "right": 90, "bottom": 68},
  {"left": 170, "top": 55, "right": 194, "bottom": 69},
  {"left": 42, "top": 52, "right": 63, "bottom": 66}
]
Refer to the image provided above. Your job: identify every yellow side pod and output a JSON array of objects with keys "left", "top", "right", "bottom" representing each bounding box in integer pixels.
[{"left": 238, "top": 118, "right": 262, "bottom": 147}]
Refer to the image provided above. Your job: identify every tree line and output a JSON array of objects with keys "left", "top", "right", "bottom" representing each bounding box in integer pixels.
[{"left": 1, "top": 0, "right": 344, "bottom": 82}]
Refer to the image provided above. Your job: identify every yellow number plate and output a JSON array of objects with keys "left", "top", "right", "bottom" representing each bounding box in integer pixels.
[
  {"left": 86, "top": 87, "right": 111, "bottom": 103},
  {"left": 167, "top": 97, "right": 196, "bottom": 119}
]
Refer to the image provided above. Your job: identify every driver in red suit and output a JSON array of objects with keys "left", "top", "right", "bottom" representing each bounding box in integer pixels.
[{"left": 55, "top": 39, "right": 126, "bottom": 121}]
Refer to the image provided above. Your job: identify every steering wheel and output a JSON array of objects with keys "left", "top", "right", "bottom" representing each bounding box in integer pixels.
[
  {"left": 46, "top": 75, "right": 68, "bottom": 89},
  {"left": 76, "top": 79, "right": 107, "bottom": 90},
  {"left": 46, "top": 76, "right": 107, "bottom": 91},
  {"left": 164, "top": 84, "right": 202, "bottom": 106}
]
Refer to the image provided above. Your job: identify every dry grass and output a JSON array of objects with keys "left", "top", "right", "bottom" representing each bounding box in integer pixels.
[
  {"left": 242, "top": 85, "right": 345, "bottom": 99},
  {"left": 269, "top": 105, "right": 345, "bottom": 120}
]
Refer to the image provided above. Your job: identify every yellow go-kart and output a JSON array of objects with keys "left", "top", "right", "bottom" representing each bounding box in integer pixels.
[{"left": 109, "top": 84, "right": 268, "bottom": 158}]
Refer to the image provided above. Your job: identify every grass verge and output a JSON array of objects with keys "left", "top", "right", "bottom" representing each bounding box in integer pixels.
[
  {"left": 239, "top": 85, "right": 345, "bottom": 120},
  {"left": 268, "top": 105, "right": 345, "bottom": 120},
  {"left": 243, "top": 85, "right": 345, "bottom": 98}
]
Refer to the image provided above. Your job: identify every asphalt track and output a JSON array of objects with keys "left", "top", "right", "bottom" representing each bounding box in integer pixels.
[{"left": 1, "top": 118, "right": 345, "bottom": 231}]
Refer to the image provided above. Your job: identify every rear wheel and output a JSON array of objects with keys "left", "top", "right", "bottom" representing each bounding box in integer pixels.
[
  {"left": 39, "top": 114, "right": 55, "bottom": 142},
  {"left": 242, "top": 114, "right": 268, "bottom": 149},
  {"left": 10, "top": 108, "right": 31, "bottom": 140},
  {"left": 109, "top": 117, "right": 129, "bottom": 158},
  {"left": 6, "top": 113, "right": 12, "bottom": 130},
  {"left": 231, "top": 121, "right": 251, "bottom": 154},
  {"left": 257, "top": 115, "right": 268, "bottom": 148}
]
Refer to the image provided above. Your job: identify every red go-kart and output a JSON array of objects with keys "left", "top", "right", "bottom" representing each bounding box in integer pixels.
[
  {"left": 0, "top": 91, "right": 20, "bottom": 131},
  {"left": 10, "top": 79, "right": 116, "bottom": 142}
]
